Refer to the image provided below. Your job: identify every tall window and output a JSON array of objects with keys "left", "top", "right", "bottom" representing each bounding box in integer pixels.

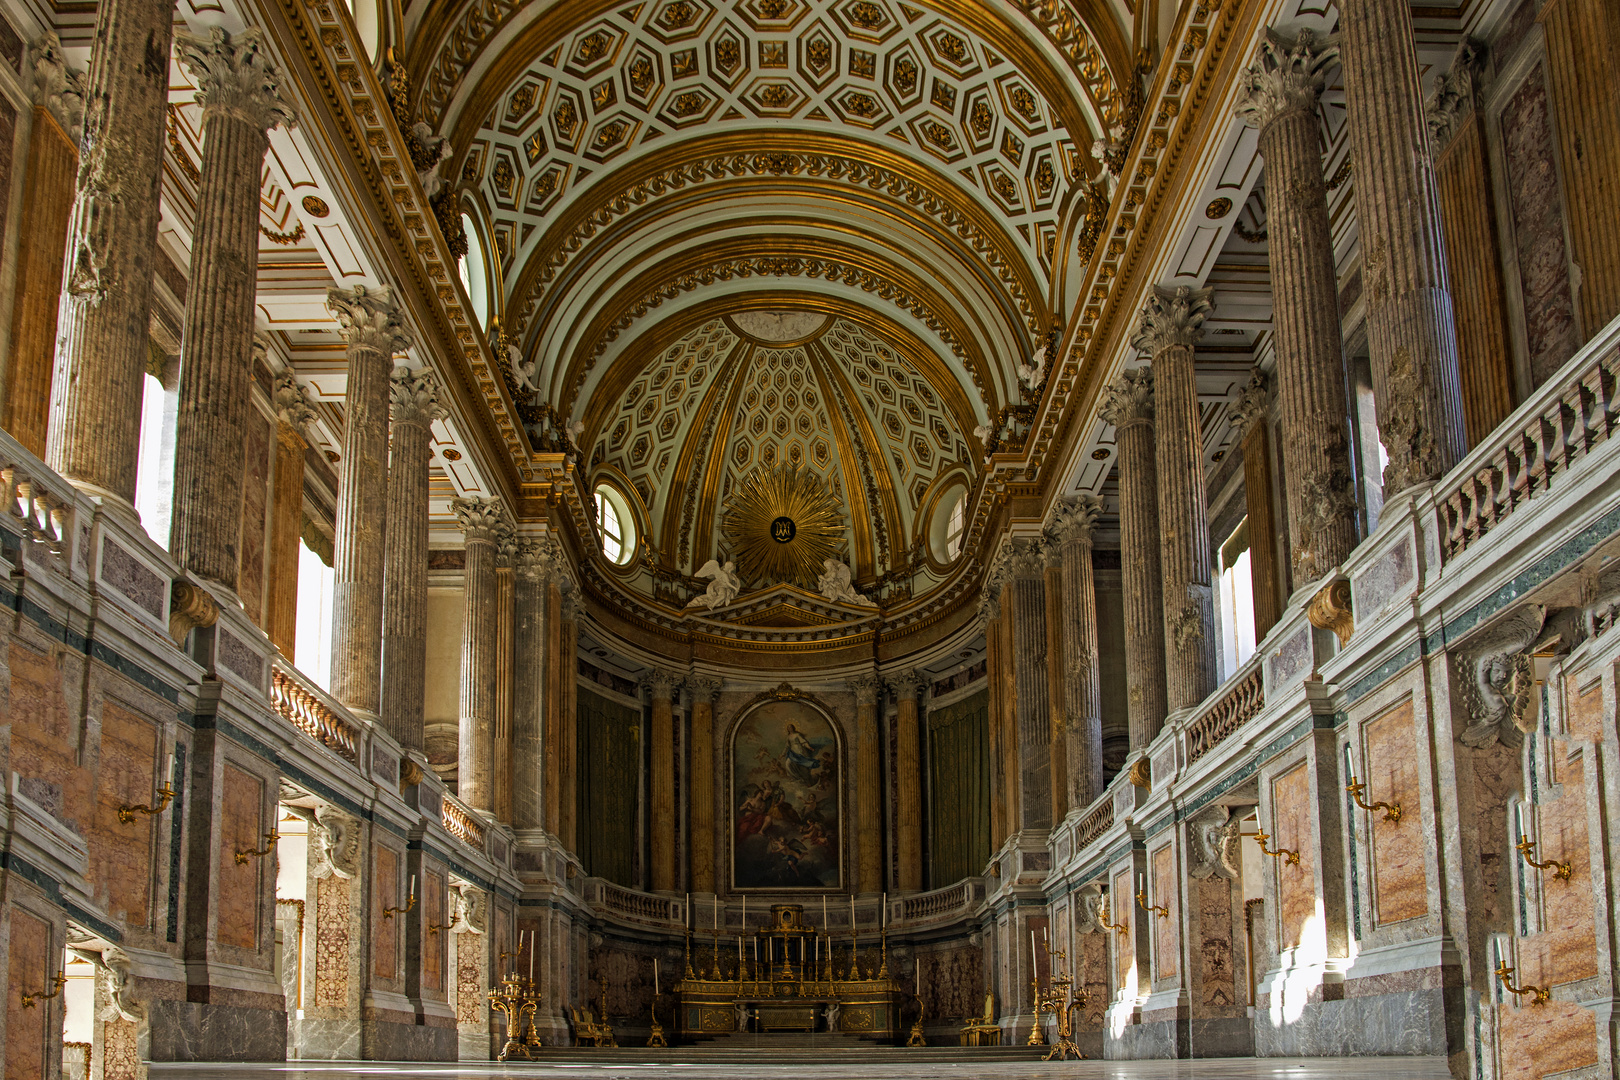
[
  {"left": 594, "top": 483, "right": 635, "bottom": 565},
  {"left": 294, "top": 539, "right": 336, "bottom": 690},
  {"left": 457, "top": 213, "right": 489, "bottom": 327},
  {"left": 134, "top": 372, "right": 172, "bottom": 547},
  {"left": 1218, "top": 517, "right": 1257, "bottom": 680},
  {"left": 944, "top": 492, "right": 966, "bottom": 560}
]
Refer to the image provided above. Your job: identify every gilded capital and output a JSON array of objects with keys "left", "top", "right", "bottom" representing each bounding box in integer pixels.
[
  {"left": 389, "top": 367, "right": 445, "bottom": 427},
  {"left": 1098, "top": 367, "right": 1154, "bottom": 430},
  {"left": 1226, "top": 367, "right": 1270, "bottom": 439},
  {"left": 644, "top": 668, "right": 684, "bottom": 699},
  {"left": 1046, "top": 494, "right": 1104, "bottom": 547},
  {"left": 452, "top": 496, "right": 511, "bottom": 545},
  {"left": 687, "top": 675, "right": 723, "bottom": 703},
  {"left": 176, "top": 27, "right": 297, "bottom": 134},
  {"left": 845, "top": 673, "right": 883, "bottom": 704},
  {"left": 1235, "top": 28, "right": 1338, "bottom": 131},
  {"left": 1132, "top": 284, "right": 1213, "bottom": 355},
  {"left": 30, "top": 32, "right": 85, "bottom": 142},
  {"left": 327, "top": 285, "right": 415, "bottom": 356},
  {"left": 887, "top": 668, "right": 926, "bottom": 700},
  {"left": 272, "top": 366, "right": 318, "bottom": 435}
]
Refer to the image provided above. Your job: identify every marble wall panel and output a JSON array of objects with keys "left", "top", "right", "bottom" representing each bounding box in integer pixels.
[
  {"left": 91, "top": 701, "right": 156, "bottom": 927},
  {"left": 1080, "top": 931, "right": 1108, "bottom": 1026},
  {"left": 455, "top": 933, "right": 482, "bottom": 1024},
  {"left": 1525, "top": 752, "right": 1597, "bottom": 986},
  {"left": 1113, "top": 869, "right": 1135, "bottom": 992},
  {"left": 1271, "top": 763, "right": 1316, "bottom": 950},
  {"left": 1151, "top": 845, "right": 1177, "bottom": 981},
  {"left": 423, "top": 870, "right": 446, "bottom": 992},
  {"left": 1363, "top": 699, "right": 1428, "bottom": 926},
  {"left": 1563, "top": 673, "right": 1605, "bottom": 742},
  {"left": 9, "top": 638, "right": 86, "bottom": 826},
  {"left": 588, "top": 945, "right": 657, "bottom": 1018},
  {"left": 239, "top": 406, "right": 270, "bottom": 625},
  {"left": 4, "top": 907, "right": 49, "bottom": 1080},
  {"left": 917, "top": 944, "right": 983, "bottom": 1020},
  {"left": 1192, "top": 878, "right": 1237, "bottom": 1016},
  {"left": 216, "top": 763, "right": 264, "bottom": 950},
  {"left": 102, "top": 1017, "right": 139, "bottom": 1080},
  {"left": 314, "top": 874, "right": 350, "bottom": 1007},
  {"left": 1497, "top": 1000, "right": 1598, "bottom": 1080},
  {"left": 374, "top": 846, "right": 399, "bottom": 981}
]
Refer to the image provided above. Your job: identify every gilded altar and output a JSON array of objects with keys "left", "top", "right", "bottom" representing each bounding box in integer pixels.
[{"left": 677, "top": 904, "right": 901, "bottom": 1040}]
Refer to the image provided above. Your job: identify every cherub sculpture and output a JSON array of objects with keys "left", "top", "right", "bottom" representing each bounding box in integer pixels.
[
  {"left": 816, "top": 559, "right": 869, "bottom": 606},
  {"left": 687, "top": 559, "right": 741, "bottom": 609}
]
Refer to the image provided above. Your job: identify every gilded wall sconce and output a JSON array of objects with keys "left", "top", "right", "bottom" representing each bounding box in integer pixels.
[
  {"left": 234, "top": 830, "right": 280, "bottom": 865},
  {"left": 1346, "top": 776, "right": 1402, "bottom": 823},
  {"left": 19, "top": 971, "right": 65, "bottom": 1008},
  {"left": 1135, "top": 890, "right": 1169, "bottom": 919},
  {"left": 118, "top": 781, "right": 175, "bottom": 825},
  {"left": 1254, "top": 830, "right": 1300, "bottom": 866},
  {"left": 1495, "top": 962, "right": 1550, "bottom": 1006},
  {"left": 1095, "top": 898, "right": 1131, "bottom": 935},
  {"left": 382, "top": 892, "right": 418, "bottom": 920},
  {"left": 1517, "top": 834, "right": 1573, "bottom": 882}
]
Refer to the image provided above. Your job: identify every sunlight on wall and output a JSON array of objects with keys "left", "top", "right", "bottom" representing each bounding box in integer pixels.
[{"left": 1270, "top": 907, "right": 1328, "bottom": 1027}]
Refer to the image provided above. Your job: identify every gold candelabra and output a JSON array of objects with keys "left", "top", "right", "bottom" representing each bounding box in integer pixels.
[
  {"left": 1037, "top": 952, "right": 1089, "bottom": 1062},
  {"left": 1346, "top": 776, "right": 1402, "bottom": 823},
  {"left": 234, "top": 830, "right": 280, "bottom": 865},
  {"left": 487, "top": 972, "right": 542, "bottom": 1060},
  {"left": 117, "top": 781, "right": 175, "bottom": 825},
  {"left": 1495, "top": 962, "right": 1550, "bottom": 1006},
  {"left": 848, "top": 929, "right": 861, "bottom": 980},
  {"left": 1025, "top": 975, "right": 1044, "bottom": 1045},
  {"left": 709, "top": 929, "right": 724, "bottom": 981},
  {"left": 1517, "top": 834, "right": 1573, "bottom": 882},
  {"left": 683, "top": 929, "right": 696, "bottom": 979},
  {"left": 1254, "top": 829, "right": 1300, "bottom": 866}
]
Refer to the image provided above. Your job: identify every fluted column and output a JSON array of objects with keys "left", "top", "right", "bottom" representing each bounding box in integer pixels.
[
  {"left": 46, "top": 0, "right": 178, "bottom": 503},
  {"left": 1236, "top": 29, "right": 1358, "bottom": 584},
  {"left": 1228, "top": 370, "right": 1284, "bottom": 637},
  {"left": 1042, "top": 547, "right": 1069, "bottom": 821},
  {"left": 168, "top": 29, "right": 295, "bottom": 588},
  {"left": 6, "top": 35, "right": 82, "bottom": 457},
  {"left": 455, "top": 497, "right": 509, "bottom": 813},
  {"left": 1047, "top": 496, "right": 1105, "bottom": 811},
  {"left": 266, "top": 367, "right": 316, "bottom": 657},
  {"left": 847, "top": 674, "right": 884, "bottom": 892},
  {"left": 558, "top": 590, "right": 580, "bottom": 851},
  {"left": 1338, "top": 0, "right": 1468, "bottom": 494},
  {"left": 687, "top": 675, "right": 721, "bottom": 892},
  {"left": 646, "top": 669, "right": 682, "bottom": 893},
  {"left": 1137, "top": 286, "right": 1218, "bottom": 713},
  {"left": 328, "top": 286, "right": 414, "bottom": 717},
  {"left": 1005, "top": 540, "right": 1053, "bottom": 830},
  {"left": 512, "top": 539, "right": 554, "bottom": 834},
  {"left": 379, "top": 368, "right": 444, "bottom": 753},
  {"left": 544, "top": 579, "right": 564, "bottom": 837},
  {"left": 889, "top": 669, "right": 924, "bottom": 892},
  {"left": 1100, "top": 369, "right": 1169, "bottom": 752},
  {"left": 979, "top": 584, "right": 1011, "bottom": 844},
  {"left": 493, "top": 552, "right": 516, "bottom": 824}
]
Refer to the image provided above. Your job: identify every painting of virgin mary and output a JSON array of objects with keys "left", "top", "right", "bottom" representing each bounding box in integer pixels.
[{"left": 731, "top": 701, "right": 841, "bottom": 889}]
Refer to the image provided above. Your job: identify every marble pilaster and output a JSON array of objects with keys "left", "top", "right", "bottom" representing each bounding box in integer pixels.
[
  {"left": 687, "top": 675, "right": 721, "bottom": 892},
  {"left": 45, "top": 0, "right": 178, "bottom": 504},
  {"left": 511, "top": 539, "right": 554, "bottom": 834},
  {"left": 266, "top": 368, "right": 316, "bottom": 657},
  {"left": 1236, "top": 29, "right": 1358, "bottom": 584},
  {"left": 889, "top": 669, "right": 925, "bottom": 892},
  {"left": 558, "top": 590, "right": 581, "bottom": 852},
  {"left": 327, "top": 286, "right": 414, "bottom": 717},
  {"left": 379, "top": 368, "right": 444, "bottom": 753},
  {"left": 1099, "top": 369, "right": 1169, "bottom": 753},
  {"left": 1136, "top": 286, "right": 1218, "bottom": 714},
  {"left": 1338, "top": 0, "right": 1468, "bottom": 494},
  {"left": 455, "top": 497, "right": 509, "bottom": 813},
  {"left": 1047, "top": 495, "right": 1105, "bottom": 811},
  {"left": 1043, "top": 549, "right": 1070, "bottom": 820},
  {"left": 168, "top": 28, "right": 295, "bottom": 590},
  {"left": 847, "top": 673, "right": 884, "bottom": 892},
  {"left": 646, "top": 668, "right": 683, "bottom": 893},
  {"left": 1004, "top": 539, "right": 1053, "bottom": 830},
  {"left": 493, "top": 556, "right": 516, "bottom": 824},
  {"left": 1228, "top": 370, "right": 1284, "bottom": 637}
]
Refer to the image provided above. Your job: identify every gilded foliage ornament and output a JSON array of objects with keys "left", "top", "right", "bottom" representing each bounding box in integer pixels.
[{"left": 721, "top": 465, "right": 845, "bottom": 586}]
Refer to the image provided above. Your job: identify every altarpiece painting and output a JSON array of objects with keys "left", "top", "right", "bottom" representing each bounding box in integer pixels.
[{"left": 731, "top": 700, "right": 841, "bottom": 889}]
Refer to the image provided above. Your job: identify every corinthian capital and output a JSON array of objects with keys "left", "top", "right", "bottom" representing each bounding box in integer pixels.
[
  {"left": 389, "top": 367, "right": 445, "bottom": 427},
  {"left": 327, "top": 285, "right": 415, "bottom": 356},
  {"left": 1235, "top": 27, "right": 1338, "bottom": 130},
  {"left": 687, "top": 675, "right": 723, "bottom": 703},
  {"left": 176, "top": 27, "right": 297, "bottom": 133},
  {"left": 845, "top": 673, "right": 883, "bottom": 704},
  {"left": 1046, "top": 494, "right": 1104, "bottom": 547},
  {"left": 452, "top": 496, "right": 511, "bottom": 545},
  {"left": 643, "top": 668, "right": 684, "bottom": 699},
  {"left": 1098, "top": 367, "right": 1154, "bottom": 431},
  {"left": 1426, "top": 40, "right": 1485, "bottom": 148},
  {"left": 1226, "top": 367, "right": 1271, "bottom": 439},
  {"left": 272, "top": 365, "right": 318, "bottom": 435},
  {"left": 30, "top": 32, "right": 85, "bottom": 142},
  {"left": 1132, "top": 285, "right": 1213, "bottom": 355},
  {"left": 887, "top": 669, "right": 926, "bottom": 700},
  {"left": 513, "top": 536, "right": 558, "bottom": 583}
]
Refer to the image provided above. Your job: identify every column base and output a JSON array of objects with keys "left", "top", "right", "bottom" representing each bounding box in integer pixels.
[
  {"left": 148, "top": 987, "right": 287, "bottom": 1063},
  {"left": 360, "top": 991, "right": 457, "bottom": 1061}
]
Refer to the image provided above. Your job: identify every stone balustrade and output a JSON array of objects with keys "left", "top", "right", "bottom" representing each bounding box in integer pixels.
[
  {"left": 271, "top": 664, "right": 361, "bottom": 762},
  {"left": 900, "top": 878, "right": 983, "bottom": 922},
  {"left": 440, "top": 790, "right": 487, "bottom": 851},
  {"left": 1185, "top": 658, "right": 1266, "bottom": 764}
]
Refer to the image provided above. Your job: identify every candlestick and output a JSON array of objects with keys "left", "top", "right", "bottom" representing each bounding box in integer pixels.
[
  {"left": 714, "top": 898, "right": 718, "bottom": 930},
  {"left": 528, "top": 929, "right": 535, "bottom": 983},
  {"left": 741, "top": 894, "right": 745, "bottom": 928},
  {"left": 654, "top": 957, "right": 659, "bottom": 997},
  {"left": 685, "top": 892, "right": 690, "bottom": 930},
  {"left": 737, "top": 934, "right": 743, "bottom": 979},
  {"left": 409, "top": 874, "right": 416, "bottom": 900},
  {"left": 850, "top": 894, "right": 855, "bottom": 928}
]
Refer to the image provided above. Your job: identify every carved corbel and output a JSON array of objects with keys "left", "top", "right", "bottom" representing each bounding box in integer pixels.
[
  {"left": 1459, "top": 604, "right": 1586, "bottom": 748},
  {"left": 1306, "top": 578, "right": 1354, "bottom": 646},
  {"left": 451, "top": 882, "right": 487, "bottom": 934},
  {"left": 1073, "top": 883, "right": 1106, "bottom": 934},
  {"left": 1127, "top": 756, "right": 1151, "bottom": 790},
  {"left": 168, "top": 580, "right": 218, "bottom": 644},
  {"left": 311, "top": 804, "right": 359, "bottom": 879},
  {"left": 1187, "top": 806, "right": 1241, "bottom": 880}
]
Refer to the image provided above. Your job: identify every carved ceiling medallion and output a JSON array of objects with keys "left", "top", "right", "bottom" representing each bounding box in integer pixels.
[{"left": 722, "top": 464, "right": 845, "bottom": 586}]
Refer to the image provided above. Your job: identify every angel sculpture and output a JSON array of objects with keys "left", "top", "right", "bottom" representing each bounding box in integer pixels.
[
  {"left": 1017, "top": 344, "right": 1047, "bottom": 391},
  {"left": 817, "top": 559, "right": 869, "bottom": 606},
  {"left": 505, "top": 343, "right": 539, "bottom": 396},
  {"left": 410, "top": 121, "right": 454, "bottom": 199},
  {"left": 686, "top": 559, "right": 741, "bottom": 610}
]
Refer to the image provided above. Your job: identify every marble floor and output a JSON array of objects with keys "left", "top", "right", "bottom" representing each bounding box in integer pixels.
[{"left": 149, "top": 1056, "right": 1453, "bottom": 1079}]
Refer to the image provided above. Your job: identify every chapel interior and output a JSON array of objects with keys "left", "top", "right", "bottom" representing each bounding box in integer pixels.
[{"left": 0, "top": 0, "right": 1616, "bottom": 1074}]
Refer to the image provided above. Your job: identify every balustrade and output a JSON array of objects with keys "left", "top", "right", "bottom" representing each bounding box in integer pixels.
[{"left": 270, "top": 665, "right": 360, "bottom": 762}]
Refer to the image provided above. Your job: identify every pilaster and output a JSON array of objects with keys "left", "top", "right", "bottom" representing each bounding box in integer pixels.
[
  {"left": 454, "top": 497, "right": 510, "bottom": 814},
  {"left": 1047, "top": 495, "right": 1105, "bottom": 811}
]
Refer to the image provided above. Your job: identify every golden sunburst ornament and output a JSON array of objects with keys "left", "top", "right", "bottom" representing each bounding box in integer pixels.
[{"left": 721, "top": 465, "right": 845, "bottom": 586}]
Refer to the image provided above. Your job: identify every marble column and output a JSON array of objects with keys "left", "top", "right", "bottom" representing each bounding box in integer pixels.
[
  {"left": 1047, "top": 496, "right": 1105, "bottom": 811},
  {"left": 687, "top": 675, "right": 721, "bottom": 892},
  {"left": 1099, "top": 369, "right": 1169, "bottom": 753},
  {"left": 890, "top": 669, "right": 925, "bottom": 892},
  {"left": 45, "top": 0, "right": 178, "bottom": 503},
  {"left": 646, "top": 669, "right": 682, "bottom": 893},
  {"left": 1228, "top": 370, "right": 1284, "bottom": 637},
  {"left": 455, "top": 496, "right": 508, "bottom": 813},
  {"left": 168, "top": 29, "right": 295, "bottom": 589},
  {"left": 327, "top": 286, "right": 414, "bottom": 717},
  {"left": 5, "top": 35, "right": 82, "bottom": 457},
  {"left": 979, "top": 588, "right": 1010, "bottom": 844},
  {"left": 1043, "top": 550, "right": 1070, "bottom": 820},
  {"left": 1236, "top": 29, "right": 1358, "bottom": 585},
  {"left": 847, "top": 673, "right": 884, "bottom": 892},
  {"left": 1136, "top": 286, "right": 1218, "bottom": 714},
  {"left": 379, "top": 368, "right": 444, "bottom": 753},
  {"left": 558, "top": 590, "right": 580, "bottom": 851},
  {"left": 266, "top": 367, "right": 316, "bottom": 657},
  {"left": 1338, "top": 0, "right": 1468, "bottom": 494},
  {"left": 1005, "top": 539, "right": 1053, "bottom": 830},
  {"left": 493, "top": 555, "right": 516, "bottom": 824},
  {"left": 543, "top": 580, "right": 564, "bottom": 837},
  {"left": 511, "top": 538, "right": 554, "bottom": 834}
]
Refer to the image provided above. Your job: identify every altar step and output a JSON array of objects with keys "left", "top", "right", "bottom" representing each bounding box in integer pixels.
[{"left": 527, "top": 1039, "right": 1050, "bottom": 1063}]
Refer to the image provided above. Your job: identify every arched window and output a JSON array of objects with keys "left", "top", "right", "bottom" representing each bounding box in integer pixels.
[
  {"left": 458, "top": 212, "right": 490, "bottom": 327},
  {"left": 594, "top": 483, "right": 636, "bottom": 565},
  {"left": 930, "top": 485, "right": 967, "bottom": 564},
  {"left": 345, "top": 0, "right": 380, "bottom": 59},
  {"left": 945, "top": 491, "right": 966, "bottom": 559}
]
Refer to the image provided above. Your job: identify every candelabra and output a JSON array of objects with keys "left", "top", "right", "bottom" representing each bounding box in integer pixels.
[
  {"left": 847, "top": 929, "right": 861, "bottom": 980},
  {"left": 647, "top": 1001, "right": 668, "bottom": 1048},
  {"left": 487, "top": 972, "right": 541, "bottom": 1061},
  {"left": 1038, "top": 969, "right": 1090, "bottom": 1061},
  {"left": 877, "top": 928, "right": 890, "bottom": 979},
  {"left": 709, "top": 929, "right": 723, "bottom": 981},
  {"left": 1025, "top": 976, "right": 1044, "bottom": 1045},
  {"left": 683, "top": 929, "right": 696, "bottom": 980}
]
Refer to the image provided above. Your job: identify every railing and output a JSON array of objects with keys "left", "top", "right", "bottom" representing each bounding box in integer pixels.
[
  {"left": 1439, "top": 326, "right": 1619, "bottom": 562},
  {"left": 591, "top": 880, "right": 676, "bottom": 922},
  {"left": 901, "top": 879, "right": 978, "bottom": 920},
  {"left": 270, "top": 666, "right": 360, "bottom": 762},
  {"left": 1186, "top": 661, "right": 1265, "bottom": 764},
  {"left": 0, "top": 463, "right": 74, "bottom": 557},
  {"left": 1074, "top": 797, "right": 1115, "bottom": 849},
  {"left": 440, "top": 793, "right": 487, "bottom": 851}
]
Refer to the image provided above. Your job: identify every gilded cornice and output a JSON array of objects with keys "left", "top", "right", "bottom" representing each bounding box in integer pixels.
[
  {"left": 504, "top": 138, "right": 1045, "bottom": 350},
  {"left": 265, "top": 0, "right": 529, "bottom": 490}
]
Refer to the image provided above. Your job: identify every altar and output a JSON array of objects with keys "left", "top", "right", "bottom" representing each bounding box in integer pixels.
[{"left": 677, "top": 904, "right": 902, "bottom": 1040}]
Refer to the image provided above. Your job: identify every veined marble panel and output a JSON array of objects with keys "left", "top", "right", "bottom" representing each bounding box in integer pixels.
[{"left": 1363, "top": 699, "right": 1427, "bottom": 926}]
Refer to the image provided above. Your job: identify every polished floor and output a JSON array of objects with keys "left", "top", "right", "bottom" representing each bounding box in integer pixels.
[{"left": 150, "top": 1056, "right": 1453, "bottom": 1079}]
